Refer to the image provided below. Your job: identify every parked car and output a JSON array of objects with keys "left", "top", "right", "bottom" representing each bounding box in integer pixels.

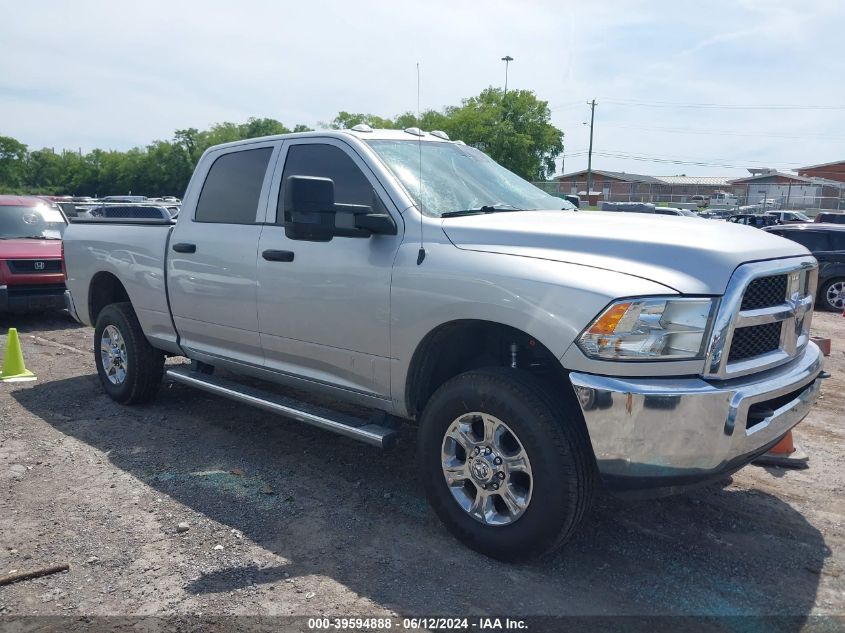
[
  {"left": 654, "top": 206, "right": 700, "bottom": 217},
  {"left": 709, "top": 190, "right": 739, "bottom": 208},
  {"left": 563, "top": 194, "right": 580, "bottom": 209},
  {"left": 0, "top": 195, "right": 67, "bottom": 313},
  {"left": 100, "top": 195, "right": 148, "bottom": 203},
  {"left": 766, "top": 210, "right": 812, "bottom": 224},
  {"left": 728, "top": 213, "right": 781, "bottom": 227},
  {"left": 690, "top": 194, "right": 709, "bottom": 208},
  {"left": 763, "top": 223, "right": 845, "bottom": 312},
  {"left": 600, "top": 202, "right": 655, "bottom": 213},
  {"left": 699, "top": 209, "right": 731, "bottom": 220},
  {"left": 63, "top": 128, "right": 824, "bottom": 560},
  {"left": 814, "top": 212, "right": 845, "bottom": 224}
]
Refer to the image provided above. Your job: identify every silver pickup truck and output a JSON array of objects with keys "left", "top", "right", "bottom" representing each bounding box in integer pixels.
[{"left": 63, "top": 127, "right": 824, "bottom": 560}]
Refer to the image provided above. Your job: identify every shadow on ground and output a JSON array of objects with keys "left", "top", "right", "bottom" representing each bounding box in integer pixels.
[
  {"left": 13, "top": 373, "right": 831, "bottom": 621},
  {"left": 0, "top": 310, "right": 82, "bottom": 335}
]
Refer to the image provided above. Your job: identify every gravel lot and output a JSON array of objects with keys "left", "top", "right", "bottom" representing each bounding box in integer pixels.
[{"left": 0, "top": 310, "right": 843, "bottom": 622}]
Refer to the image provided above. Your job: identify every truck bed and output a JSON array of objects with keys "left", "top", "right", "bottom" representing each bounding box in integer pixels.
[{"left": 63, "top": 219, "right": 180, "bottom": 352}]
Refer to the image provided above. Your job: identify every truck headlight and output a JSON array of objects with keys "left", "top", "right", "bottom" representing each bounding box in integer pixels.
[{"left": 577, "top": 297, "right": 716, "bottom": 361}]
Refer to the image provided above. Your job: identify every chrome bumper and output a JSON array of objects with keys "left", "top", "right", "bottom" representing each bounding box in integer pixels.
[{"left": 570, "top": 342, "right": 824, "bottom": 494}]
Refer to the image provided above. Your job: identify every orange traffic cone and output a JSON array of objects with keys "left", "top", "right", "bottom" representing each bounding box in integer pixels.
[{"left": 753, "top": 430, "right": 809, "bottom": 469}]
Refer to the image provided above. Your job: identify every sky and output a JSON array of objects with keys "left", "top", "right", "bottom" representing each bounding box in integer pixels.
[{"left": 2, "top": 0, "right": 843, "bottom": 178}]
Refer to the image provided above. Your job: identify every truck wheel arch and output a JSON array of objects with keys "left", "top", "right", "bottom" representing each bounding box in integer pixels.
[
  {"left": 405, "top": 320, "right": 571, "bottom": 418},
  {"left": 88, "top": 271, "right": 131, "bottom": 324}
]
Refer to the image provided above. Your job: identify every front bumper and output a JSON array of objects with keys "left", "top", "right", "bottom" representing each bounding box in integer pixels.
[
  {"left": 0, "top": 284, "right": 66, "bottom": 314},
  {"left": 570, "top": 342, "right": 824, "bottom": 496}
]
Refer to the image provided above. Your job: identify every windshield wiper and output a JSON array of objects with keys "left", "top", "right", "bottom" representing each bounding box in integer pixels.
[{"left": 441, "top": 204, "right": 523, "bottom": 218}]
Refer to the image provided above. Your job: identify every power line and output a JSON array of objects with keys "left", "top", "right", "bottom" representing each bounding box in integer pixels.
[
  {"left": 598, "top": 98, "right": 845, "bottom": 110},
  {"left": 592, "top": 122, "right": 845, "bottom": 140},
  {"left": 576, "top": 148, "right": 810, "bottom": 166},
  {"left": 589, "top": 151, "right": 775, "bottom": 170},
  {"left": 548, "top": 101, "right": 584, "bottom": 110},
  {"left": 561, "top": 151, "right": 845, "bottom": 180}
]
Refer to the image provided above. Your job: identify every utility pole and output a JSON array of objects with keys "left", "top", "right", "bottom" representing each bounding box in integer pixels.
[
  {"left": 501, "top": 56, "right": 513, "bottom": 95},
  {"left": 586, "top": 99, "right": 596, "bottom": 203}
]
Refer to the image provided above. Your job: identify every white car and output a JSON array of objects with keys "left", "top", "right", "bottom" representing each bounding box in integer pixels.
[{"left": 766, "top": 210, "right": 812, "bottom": 224}]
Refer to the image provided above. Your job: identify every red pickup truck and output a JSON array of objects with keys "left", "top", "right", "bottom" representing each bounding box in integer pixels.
[{"left": 0, "top": 195, "right": 67, "bottom": 313}]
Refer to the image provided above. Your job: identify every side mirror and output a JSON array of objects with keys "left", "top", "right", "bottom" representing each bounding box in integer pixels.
[
  {"left": 286, "top": 175, "right": 337, "bottom": 241},
  {"left": 289, "top": 175, "right": 334, "bottom": 212},
  {"left": 286, "top": 175, "right": 397, "bottom": 240}
]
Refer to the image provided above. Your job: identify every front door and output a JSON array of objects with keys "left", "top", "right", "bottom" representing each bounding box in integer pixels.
[{"left": 256, "top": 139, "right": 403, "bottom": 399}]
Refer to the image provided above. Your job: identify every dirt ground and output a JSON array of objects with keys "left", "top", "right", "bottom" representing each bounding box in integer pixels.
[{"left": 0, "top": 310, "right": 843, "bottom": 623}]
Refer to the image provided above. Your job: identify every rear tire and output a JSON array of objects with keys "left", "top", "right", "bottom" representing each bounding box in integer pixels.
[
  {"left": 94, "top": 302, "right": 164, "bottom": 404},
  {"left": 418, "top": 367, "right": 595, "bottom": 561},
  {"left": 819, "top": 277, "right": 845, "bottom": 312}
]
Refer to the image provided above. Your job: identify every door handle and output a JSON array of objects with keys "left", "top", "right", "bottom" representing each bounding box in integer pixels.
[
  {"left": 262, "top": 249, "right": 295, "bottom": 262},
  {"left": 172, "top": 242, "right": 196, "bottom": 253}
]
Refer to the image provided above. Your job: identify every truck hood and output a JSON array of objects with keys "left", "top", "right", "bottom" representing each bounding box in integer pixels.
[
  {"left": 0, "top": 238, "right": 63, "bottom": 259},
  {"left": 440, "top": 211, "right": 809, "bottom": 294}
]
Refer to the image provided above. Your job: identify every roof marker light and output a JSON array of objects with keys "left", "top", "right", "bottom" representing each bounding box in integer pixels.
[
  {"left": 430, "top": 130, "right": 450, "bottom": 140},
  {"left": 403, "top": 127, "right": 425, "bottom": 137},
  {"left": 351, "top": 124, "right": 373, "bottom": 132}
]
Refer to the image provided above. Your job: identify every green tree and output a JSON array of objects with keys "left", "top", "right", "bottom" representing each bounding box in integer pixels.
[
  {"left": 324, "top": 89, "right": 563, "bottom": 180},
  {"left": 174, "top": 128, "right": 202, "bottom": 164},
  {"left": 393, "top": 110, "right": 450, "bottom": 131},
  {"left": 240, "top": 117, "right": 290, "bottom": 139},
  {"left": 0, "top": 92, "right": 563, "bottom": 196},
  {"left": 326, "top": 111, "right": 397, "bottom": 130},
  {"left": 441, "top": 88, "right": 562, "bottom": 180},
  {"left": 0, "top": 135, "right": 28, "bottom": 189},
  {"left": 24, "top": 148, "right": 63, "bottom": 191}
]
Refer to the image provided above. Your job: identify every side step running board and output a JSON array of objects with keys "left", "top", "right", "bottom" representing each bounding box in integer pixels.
[{"left": 165, "top": 367, "right": 399, "bottom": 448}]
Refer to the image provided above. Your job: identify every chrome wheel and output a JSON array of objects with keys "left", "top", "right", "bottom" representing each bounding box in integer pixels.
[
  {"left": 441, "top": 412, "right": 533, "bottom": 526},
  {"left": 100, "top": 325, "right": 128, "bottom": 385},
  {"left": 826, "top": 280, "right": 845, "bottom": 311}
]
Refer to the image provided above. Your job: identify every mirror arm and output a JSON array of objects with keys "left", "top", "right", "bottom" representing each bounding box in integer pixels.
[{"left": 354, "top": 213, "right": 397, "bottom": 235}]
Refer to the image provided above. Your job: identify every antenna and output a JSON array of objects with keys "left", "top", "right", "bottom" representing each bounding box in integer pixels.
[{"left": 416, "top": 62, "right": 426, "bottom": 265}]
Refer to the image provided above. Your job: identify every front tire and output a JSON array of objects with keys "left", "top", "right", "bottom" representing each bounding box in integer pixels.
[
  {"left": 94, "top": 302, "right": 164, "bottom": 404},
  {"left": 418, "top": 368, "right": 595, "bottom": 561}
]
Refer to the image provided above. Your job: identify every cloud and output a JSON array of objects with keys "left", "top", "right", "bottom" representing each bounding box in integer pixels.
[{"left": 1, "top": 0, "right": 842, "bottom": 177}]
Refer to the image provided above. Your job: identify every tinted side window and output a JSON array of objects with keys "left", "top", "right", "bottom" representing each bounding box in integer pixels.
[
  {"left": 784, "top": 231, "right": 831, "bottom": 251},
  {"left": 196, "top": 147, "right": 272, "bottom": 223},
  {"left": 279, "top": 144, "right": 374, "bottom": 218},
  {"left": 828, "top": 233, "right": 845, "bottom": 250}
]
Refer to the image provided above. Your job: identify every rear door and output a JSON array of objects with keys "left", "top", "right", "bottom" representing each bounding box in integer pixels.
[
  {"left": 168, "top": 142, "right": 279, "bottom": 365},
  {"left": 814, "top": 231, "right": 845, "bottom": 286}
]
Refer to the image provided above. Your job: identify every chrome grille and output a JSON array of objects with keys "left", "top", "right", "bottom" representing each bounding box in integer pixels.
[
  {"left": 705, "top": 257, "right": 817, "bottom": 379},
  {"left": 740, "top": 275, "right": 788, "bottom": 311},
  {"left": 728, "top": 322, "right": 782, "bottom": 362},
  {"left": 7, "top": 259, "right": 62, "bottom": 274}
]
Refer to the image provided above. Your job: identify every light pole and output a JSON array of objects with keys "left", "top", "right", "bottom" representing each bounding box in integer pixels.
[{"left": 501, "top": 56, "right": 513, "bottom": 95}]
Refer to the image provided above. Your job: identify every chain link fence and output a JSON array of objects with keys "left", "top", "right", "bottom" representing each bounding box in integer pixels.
[{"left": 533, "top": 180, "right": 845, "bottom": 212}]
